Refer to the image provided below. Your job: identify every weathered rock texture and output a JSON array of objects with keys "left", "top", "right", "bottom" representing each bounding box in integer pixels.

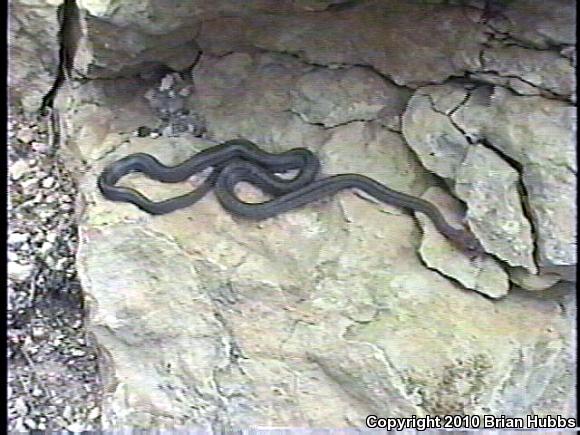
[
  {"left": 8, "top": 0, "right": 62, "bottom": 112},
  {"left": 10, "top": 0, "right": 576, "bottom": 430}
]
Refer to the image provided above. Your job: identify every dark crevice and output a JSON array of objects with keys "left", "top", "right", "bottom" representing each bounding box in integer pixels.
[
  {"left": 254, "top": 47, "right": 415, "bottom": 92},
  {"left": 285, "top": 108, "right": 377, "bottom": 131},
  {"left": 40, "top": 0, "right": 80, "bottom": 114},
  {"left": 424, "top": 86, "right": 540, "bottom": 273},
  {"left": 476, "top": 68, "right": 571, "bottom": 102}
]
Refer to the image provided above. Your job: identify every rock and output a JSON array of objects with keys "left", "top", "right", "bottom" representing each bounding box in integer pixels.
[
  {"left": 509, "top": 268, "right": 562, "bottom": 291},
  {"left": 9, "top": 262, "right": 33, "bottom": 282},
  {"left": 402, "top": 85, "right": 471, "bottom": 179},
  {"left": 481, "top": 46, "right": 575, "bottom": 99},
  {"left": 8, "top": 232, "right": 29, "bottom": 245},
  {"left": 10, "top": 160, "right": 31, "bottom": 180},
  {"left": 416, "top": 187, "right": 509, "bottom": 299},
  {"left": 16, "top": 127, "right": 35, "bottom": 144},
  {"left": 490, "top": 0, "right": 576, "bottom": 48},
  {"left": 41, "top": 177, "right": 56, "bottom": 189},
  {"left": 290, "top": 66, "right": 410, "bottom": 127},
  {"left": 41, "top": 0, "right": 575, "bottom": 428},
  {"left": 455, "top": 143, "right": 536, "bottom": 274},
  {"left": 454, "top": 86, "right": 576, "bottom": 274},
  {"left": 189, "top": 51, "right": 327, "bottom": 148},
  {"left": 197, "top": 2, "right": 486, "bottom": 87},
  {"left": 8, "top": 0, "right": 61, "bottom": 112}
]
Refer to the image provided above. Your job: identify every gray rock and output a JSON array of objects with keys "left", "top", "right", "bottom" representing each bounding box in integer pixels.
[
  {"left": 417, "top": 187, "right": 509, "bottom": 299},
  {"left": 9, "top": 262, "right": 33, "bottom": 282},
  {"left": 8, "top": 232, "right": 29, "bottom": 245},
  {"left": 41, "top": 177, "right": 56, "bottom": 189},
  {"left": 16, "top": 127, "right": 35, "bottom": 144},
  {"left": 197, "top": 2, "right": 486, "bottom": 86},
  {"left": 188, "top": 52, "right": 327, "bottom": 149},
  {"left": 402, "top": 86, "right": 471, "bottom": 179},
  {"left": 8, "top": 0, "right": 60, "bottom": 112},
  {"left": 10, "top": 160, "right": 31, "bottom": 181},
  {"left": 290, "top": 66, "right": 410, "bottom": 127},
  {"left": 482, "top": 46, "right": 575, "bottom": 99},
  {"left": 491, "top": 0, "right": 576, "bottom": 48},
  {"left": 509, "top": 267, "right": 562, "bottom": 292},
  {"left": 454, "top": 86, "right": 576, "bottom": 273},
  {"left": 455, "top": 144, "right": 536, "bottom": 274}
]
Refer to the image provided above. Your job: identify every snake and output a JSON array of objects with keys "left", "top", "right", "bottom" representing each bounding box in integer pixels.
[{"left": 97, "top": 139, "right": 484, "bottom": 255}]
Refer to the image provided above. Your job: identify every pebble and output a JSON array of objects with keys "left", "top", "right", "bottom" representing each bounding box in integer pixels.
[
  {"left": 24, "top": 418, "right": 37, "bottom": 429},
  {"left": 41, "top": 177, "right": 56, "bottom": 188},
  {"left": 71, "top": 348, "right": 86, "bottom": 357},
  {"left": 31, "top": 141, "right": 50, "bottom": 153},
  {"left": 20, "top": 178, "right": 38, "bottom": 192},
  {"left": 8, "top": 262, "right": 33, "bottom": 281},
  {"left": 67, "top": 422, "right": 86, "bottom": 432},
  {"left": 159, "top": 74, "right": 176, "bottom": 91},
  {"left": 178, "top": 87, "right": 192, "bottom": 97},
  {"left": 8, "top": 232, "right": 29, "bottom": 245},
  {"left": 16, "top": 127, "right": 35, "bottom": 144},
  {"left": 87, "top": 407, "right": 100, "bottom": 420},
  {"left": 10, "top": 160, "right": 31, "bottom": 180}
]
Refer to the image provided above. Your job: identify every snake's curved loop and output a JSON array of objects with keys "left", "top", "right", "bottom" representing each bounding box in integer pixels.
[{"left": 97, "top": 139, "right": 483, "bottom": 255}]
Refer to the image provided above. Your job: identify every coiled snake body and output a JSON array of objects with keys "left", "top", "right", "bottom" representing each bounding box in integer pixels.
[{"left": 98, "top": 139, "right": 483, "bottom": 255}]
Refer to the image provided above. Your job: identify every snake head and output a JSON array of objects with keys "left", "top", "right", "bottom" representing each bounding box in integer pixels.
[{"left": 451, "top": 229, "right": 485, "bottom": 258}]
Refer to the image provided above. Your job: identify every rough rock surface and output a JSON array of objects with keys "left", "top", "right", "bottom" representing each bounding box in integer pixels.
[
  {"left": 456, "top": 144, "right": 536, "bottom": 274},
  {"left": 416, "top": 187, "right": 509, "bottom": 300},
  {"left": 453, "top": 86, "right": 576, "bottom": 274},
  {"left": 8, "top": 0, "right": 61, "bottom": 112},
  {"left": 481, "top": 45, "right": 575, "bottom": 100},
  {"left": 9, "top": 0, "right": 576, "bottom": 431}
]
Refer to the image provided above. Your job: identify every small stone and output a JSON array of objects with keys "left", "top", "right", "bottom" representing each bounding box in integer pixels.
[
  {"left": 8, "top": 232, "right": 29, "bottom": 245},
  {"left": 71, "top": 348, "right": 86, "bottom": 357},
  {"left": 31, "top": 141, "right": 50, "bottom": 153},
  {"left": 178, "top": 87, "right": 192, "bottom": 97},
  {"left": 87, "top": 407, "right": 100, "bottom": 420},
  {"left": 8, "top": 262, "right": 33, "bottom": 281},
  {"left": 67, "top": 422, "right": 86, "bottom": 432},
  {"left": 63, "top": 405, "right": 73, "bottom": 421},
  {"left": 24, "top": 418, "right": 37, "bottom": 429},
  {"left": 39, "top": 241, "right": 53, "bottom": 254},
  {"left": 20, "top": 178, "right": 38, "bottom": 191},
  {"left": 159, "top": 74, "right": 175, "bottom": 91},
  {"left": 41, "top": 177, "right": 55, "bottom": 188},
  {"left": 16, "top": 127, "right": 34, "bottom": 144},
  {"left": 31, "top": 386, "right": 43, "bottom": 397},
  {"left": 31, "top": 326, "right": 46, "bottom": 338},
  {"left": 13, "top": 397, "right": 27, "bottom": 414},
  {"left": 10, "top": 160, "right": 31, "bottom": 180}
]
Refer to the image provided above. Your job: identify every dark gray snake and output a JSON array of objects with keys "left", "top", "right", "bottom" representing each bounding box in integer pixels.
[{"left": 98, "top": 139, "right": 483, "bottom": 255}]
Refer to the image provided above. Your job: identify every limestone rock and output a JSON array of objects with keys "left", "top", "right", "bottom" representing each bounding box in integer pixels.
[
  {"left": 401, "top": 87, "right": 471, "bottom": 179},
  {"left": 197, "top": 1, "right": 486, "bottom": 87},
  {"left": 482, "top": 46, "right": 575, "bottom": 99},
  {"left": 9, "top": 0, "right": 61, "bottom": 112},
  {"left": 455, "top": 144, "right": 536, "bottom": 274},
  {"left": 454, "top": 86, "right": 576, "bottom": 273},
  {"left": 188, "top": 52, "right": 328, "bottom": 150},
  {"left": 290, "top": 66, "right": 410, "bottom": 128},
  {"left": 417, "top": 187, "right": 509, "bottom": 299},
  {"left": 488, "top": 0, "right": 576, "bottom": 48}
]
